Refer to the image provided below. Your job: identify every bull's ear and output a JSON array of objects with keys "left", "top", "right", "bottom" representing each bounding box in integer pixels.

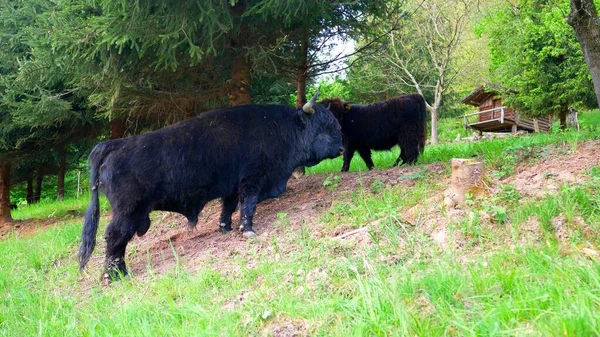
[{"left": 344, "top": 103, "right": 351, "bottom": 111}]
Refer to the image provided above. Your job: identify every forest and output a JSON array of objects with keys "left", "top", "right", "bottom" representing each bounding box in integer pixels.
[{"left": 1, "top": 0, "right": 600, "bottom": 335}]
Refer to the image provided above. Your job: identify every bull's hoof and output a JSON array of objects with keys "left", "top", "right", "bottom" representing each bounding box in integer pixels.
[
  {"left": 242, "top": 231, "right": 257, "bottom": 239},
  {"left": 219, "top": 222, "right": 232, "bottom": 233},
  {"left": 101, "top": 270, "right": 129, "bottom": 285},
  {"left": 101, "top": 273, "right": 112, "bottom": 286},
  {"left": 187, "top": 221, "right": 197, "bottom": 230}
]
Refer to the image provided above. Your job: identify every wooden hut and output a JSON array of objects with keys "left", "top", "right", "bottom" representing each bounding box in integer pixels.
[{"left": 461, "top": 84, "right": 551, "bottom": 133}]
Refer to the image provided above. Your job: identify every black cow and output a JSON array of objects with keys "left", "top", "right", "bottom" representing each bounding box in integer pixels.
[
  {"left": 78, "top": 91, "right": 343, "bottom": 281},
  {"left": 321, "top": 94, "right": 426, "bottom": 172}
]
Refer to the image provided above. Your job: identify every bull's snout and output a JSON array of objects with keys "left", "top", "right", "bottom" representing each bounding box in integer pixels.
[{"left": 338, "top": 147, "right": 345, "bottom": 155}]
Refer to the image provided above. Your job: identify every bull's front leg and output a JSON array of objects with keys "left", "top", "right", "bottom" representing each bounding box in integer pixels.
[
  {"left": 341, "top": 143, "right": 355, "bottom": 172},
  {"left": 238, "top": 194, "right": 258, "bottom": 238}
]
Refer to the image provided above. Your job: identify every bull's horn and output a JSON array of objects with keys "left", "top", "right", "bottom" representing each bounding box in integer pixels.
[{"left": 302, "top": 88, "right": 320, "bottom": 114}]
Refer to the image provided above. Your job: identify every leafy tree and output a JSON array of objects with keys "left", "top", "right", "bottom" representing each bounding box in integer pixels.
[
  {"left": 0, "top": 0, "right": 97, "bottom": 223},
  {"left": 248, "top": 1, "right": 388, "bottom": 107},
  {"left": 482, "top": 0, "right": 596, "bottom": 127},
  {"left": 568, "top": 0, "right": 600, "bottom": 109},
  {"left": 346, "top": 0, "right": 480, "bottom": 144}
]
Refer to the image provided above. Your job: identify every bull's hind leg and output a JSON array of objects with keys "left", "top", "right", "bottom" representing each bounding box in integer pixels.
[
  {"left": 395, "top": 137, "right": 420, "bottom": 166},
  {"left": 103, "top": 213, "right": 137, "bottom": 282},
  {"left": 357, "top": 148, "right": 375, "bottom": 170},
  {"left": 219, "top": 194, "right": 238, "bottom": 233}
]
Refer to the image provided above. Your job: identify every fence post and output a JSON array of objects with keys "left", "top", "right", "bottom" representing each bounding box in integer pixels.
[{"left": 77, "top": 170, "right": 81, "bottom": 199}]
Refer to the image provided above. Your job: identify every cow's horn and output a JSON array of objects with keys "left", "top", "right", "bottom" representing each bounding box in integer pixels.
[{"left": 302, "top": 88, "right": 320, "bottom": 114}]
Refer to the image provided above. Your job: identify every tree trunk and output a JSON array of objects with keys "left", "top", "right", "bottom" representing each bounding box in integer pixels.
[
  {"left": 568, "top": 0, "right": 600, "bottom": 109},
  {"left": 110, "top": 118, "right": 126, "bottom": 139},
  {"left": 292, "top": 71, "right": 308, "bottom": 178},
  {"left": 430, "top": 107, "right": 439, "bottom": 144},
  {"left": 34, "top": 167, "right": 43, "bottom": 203},
  {"left": 295, "top": 35, "right": 309, "bottom": 108},
  {"left": 57, "top": 147, "right": 66, "bottom": 200},
  {"left": 230, "top": 55, "right": 252, "bottom": 106},
  {"left": 296, "top": 75, "right": 307, "bottom": 108},
  {"left": 0, "top": 160, "right": 12, "bottom": 225},
  {"left": 292, "top": 36, "right": 310, "bottom": 179},
  {"left": 26, "top": 176, "right": 34, "bottom": 204}
]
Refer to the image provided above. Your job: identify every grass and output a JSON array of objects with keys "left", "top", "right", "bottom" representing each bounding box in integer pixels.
[
  {"left": 10, "top": 194, "right": 109, "bottom": 221},
  {"left": 2, "top": 204, "right": 600, "bottom": 335},
  {"left": 2, "top": 110, "right": 600, "bottom": 336}
]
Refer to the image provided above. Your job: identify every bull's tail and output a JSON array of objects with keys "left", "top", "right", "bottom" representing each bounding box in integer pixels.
[
  {"left": 78, "top": 141, "right": 119, "bottom": 271},
  {"left": 415, "top": 94, "right": 427, "bottom": 154}
]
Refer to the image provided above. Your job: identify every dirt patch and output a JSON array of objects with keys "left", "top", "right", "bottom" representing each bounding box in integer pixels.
[
  {"left": 505, "top": 140, "right": 600, "bottom": 198},
  {"left": 75, "top": 163, "right": 445, "bottom": 285},
  {"left": 261, "top": 316, "right": 311, "bottom": 337}
]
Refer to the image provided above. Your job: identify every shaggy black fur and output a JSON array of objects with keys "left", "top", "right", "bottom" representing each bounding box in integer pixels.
[
  {"left": 78, "top": 104, "right": 343, "bottom": 280},
  {"left": 321, "top": 94, "right": 427, "bottom": 172}
]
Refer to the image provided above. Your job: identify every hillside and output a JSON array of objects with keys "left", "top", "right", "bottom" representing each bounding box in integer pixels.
[{"left": 1, "top": 116, "right": 600, "bottom": 336}]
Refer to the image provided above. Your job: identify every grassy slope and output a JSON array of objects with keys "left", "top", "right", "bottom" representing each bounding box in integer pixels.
[{"left": 1, "top": 112, "right": 600, "bottom": 336}]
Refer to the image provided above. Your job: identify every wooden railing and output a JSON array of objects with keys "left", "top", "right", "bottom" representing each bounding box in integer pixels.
[{"left": 463, "top": 106, "right": 505, "bottom": 127}]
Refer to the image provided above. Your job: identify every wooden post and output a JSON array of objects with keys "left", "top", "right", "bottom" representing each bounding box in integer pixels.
[
  {"left": 26, "top": 176, "right": 34, "bottom": 204},
  {"left": 511, "top": 124, "right": 518, "bottom": 134},
  {"left": 533, "top": 118, "right": 540, "bottom": 133},
  {"left": 77, "top": 170, "right": 81, "bottom": 199}
]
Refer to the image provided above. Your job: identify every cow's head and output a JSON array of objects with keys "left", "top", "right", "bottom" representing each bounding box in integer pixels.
[
  {"left": 319, "top": 98, "right": 351, "bottom": 121},
  {"left": 299, "top": 90, "right": 344, "bottom": 166}
]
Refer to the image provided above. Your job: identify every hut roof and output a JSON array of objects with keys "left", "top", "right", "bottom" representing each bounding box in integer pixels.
[{"left": 461, "top": 84, "right": 503, "bottom": 106}]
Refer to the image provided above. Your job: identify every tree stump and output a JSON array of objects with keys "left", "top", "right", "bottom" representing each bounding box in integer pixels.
[{"left": 444, "top": 159, "right": 485, "bottom": 209}]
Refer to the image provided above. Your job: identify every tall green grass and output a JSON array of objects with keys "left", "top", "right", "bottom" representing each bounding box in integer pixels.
[
  {"left": 10, "top": 194, "right": 109, "bottom": 221},
  {"left": 2, "top": 198, "right": 600, "bottom": 336}
]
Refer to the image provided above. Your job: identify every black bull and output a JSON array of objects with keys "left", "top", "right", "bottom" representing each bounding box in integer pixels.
[
  {"left": 321, "top": 94, "right": 427, "bottom": 172},
  {"left": 78, "top": 95, "right": 343, "bottom": 280}
]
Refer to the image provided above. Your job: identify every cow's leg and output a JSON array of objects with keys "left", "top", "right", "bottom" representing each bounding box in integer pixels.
[
  {"left": 186, "top": 201, "right": 206, "bottom": 229},
  {"left": 395, "top": 143, "right": 419, "bottom": 166},
  {"left": 341, "top": 144, "right": 356, "bottom": 172},
  {"left": 219, "top": 194, "right": 238, "bottom": 233},
  {"left": 357, "top": 148, "right": 375, "bottom": 170},
  {"left": 103, "top": 213, "right": 137, "bottom": 282},
  {"left": 239, "top": 195, "right": 258, "bottom": 238},
  {"left": 238, "top": 182, "right": 259, "bottom": 238},
  {"left": 395, "top": 134, "right": 420, "bottom": 166}
]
